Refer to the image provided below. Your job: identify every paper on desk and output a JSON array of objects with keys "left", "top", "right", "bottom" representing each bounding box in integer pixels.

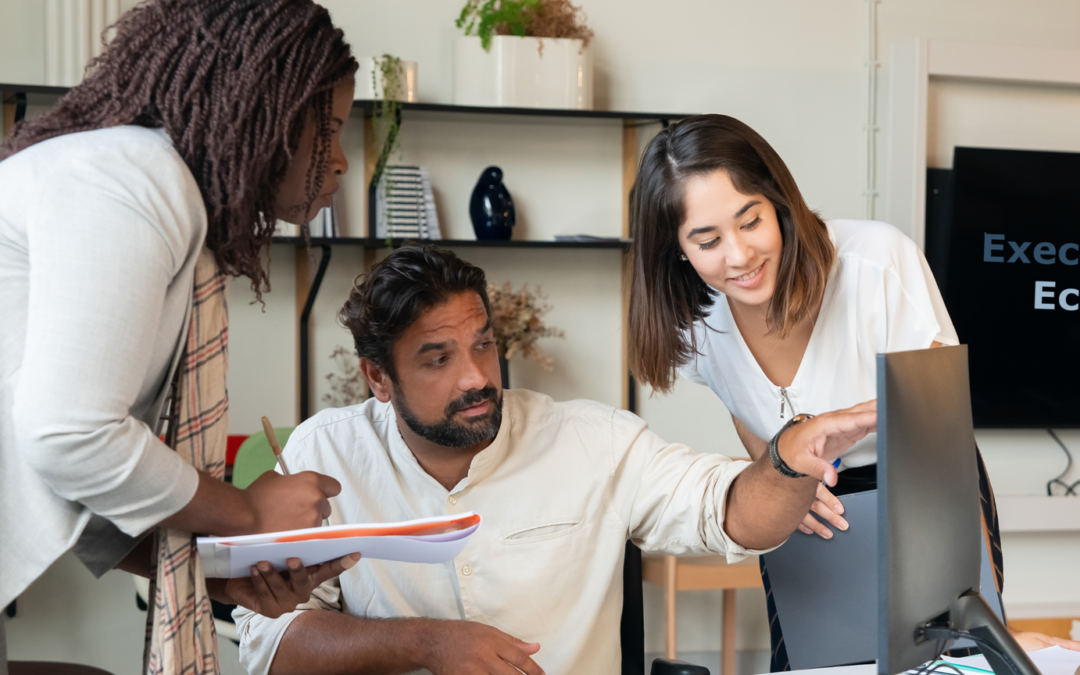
[
  {"left": 197, "top": 512, "right": 481, "bottom": 578},
  {"left": 940, "top": 646, "right": 1080, "bottom": 675}
]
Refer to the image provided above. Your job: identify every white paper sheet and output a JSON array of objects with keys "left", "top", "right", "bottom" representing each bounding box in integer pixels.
[
  {"left": 942, "top": 646, "right": 1080, "bottom": 675},
  {"left": 197, "top": 513, "right": 481, "bottom": 578}
]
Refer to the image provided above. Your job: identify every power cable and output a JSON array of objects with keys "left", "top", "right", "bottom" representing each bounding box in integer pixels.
[{"left": 1046, "top": 429, "right": 1078, "bottom": 496}]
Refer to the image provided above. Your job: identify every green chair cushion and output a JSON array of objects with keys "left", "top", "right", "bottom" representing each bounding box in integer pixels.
[{"left": 231, "top": 427, "right": 294, "bottom": 489}]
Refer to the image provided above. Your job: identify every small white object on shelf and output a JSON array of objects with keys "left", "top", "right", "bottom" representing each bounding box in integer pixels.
[
  {"left": 273, "top": 202, "right": 336, "bottom": 238},
  {"left": 453, "top": 36, "right": 593, "bottom": 110},
  {"left": 273, "top": 219, "right": 299, "bottom": 237},
  {"left": 357, "top": 56, "right": 418, "bottom": 102}
]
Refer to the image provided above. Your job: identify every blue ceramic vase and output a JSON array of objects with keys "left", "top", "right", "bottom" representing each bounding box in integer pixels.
[{"left": 470, "top": 166, "right": 515, "bottom": 240}]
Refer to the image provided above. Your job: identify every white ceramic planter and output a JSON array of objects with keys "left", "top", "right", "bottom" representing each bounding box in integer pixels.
[
  {"left": 453, "top": 36, "right": 593, "bottom": 110},
  {"left": 357, "top": 57, "right": 418, "bottom": 102}
]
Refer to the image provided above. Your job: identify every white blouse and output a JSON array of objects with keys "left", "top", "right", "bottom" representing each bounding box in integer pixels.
[{"left": 679, "top": 219, "right": 958, "bottom": 469}]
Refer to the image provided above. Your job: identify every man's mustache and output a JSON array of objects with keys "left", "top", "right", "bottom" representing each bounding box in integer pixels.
[{"left": 445, "top": 387, "right": 499, "bottom": 415}]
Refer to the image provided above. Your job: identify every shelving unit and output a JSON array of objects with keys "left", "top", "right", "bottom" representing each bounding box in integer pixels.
[
  {"left": 1, "top": 81, "right": 691, "bottom": 422},
  {"left": 289, "top": 100, "right": 690, "bottom": 420},
  {"left": 274, "top": 236, "right": 633, "bottom": 418}
]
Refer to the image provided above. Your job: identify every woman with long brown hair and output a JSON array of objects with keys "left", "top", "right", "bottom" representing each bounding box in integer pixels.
[
  {"left": 628, "top": 114, "right": 1074, "bottom": 670},
  {"left": 0, "top": 1, "right": 361, "bottom": 671}
]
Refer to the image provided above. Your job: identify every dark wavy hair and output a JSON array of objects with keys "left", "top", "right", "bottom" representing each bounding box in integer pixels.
[
  {"left": 628, "top": 114, "right": 835, "bottom": 393},
  {"left": 339, "top": 244, "right": 492, "bottom": 381},
  {"left": 0, "top": 0, "right": 357, "bottom": 298}
]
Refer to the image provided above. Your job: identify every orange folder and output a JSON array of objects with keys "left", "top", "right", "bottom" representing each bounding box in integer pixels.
[{"left": 274, "top": 513, "right": 482, "bottom": 543}]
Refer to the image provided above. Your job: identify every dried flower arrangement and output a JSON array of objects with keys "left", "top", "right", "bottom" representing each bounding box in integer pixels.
[
  {"left": 456, "top": 0, "right": 594, "bottom": 52},
  {"left": 487, "top": 281, "right": 565, "bottom": 370},
  {"left": 321, "top": 284, "right": 563, "bottom": 406},
  {"left": 323, "top": 345, "right": 367, "bottom": 408}
]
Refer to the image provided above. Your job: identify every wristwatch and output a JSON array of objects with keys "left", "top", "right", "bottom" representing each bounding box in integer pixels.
[{"left": 768, "top": 413, "right": 815, "bottom": 478}]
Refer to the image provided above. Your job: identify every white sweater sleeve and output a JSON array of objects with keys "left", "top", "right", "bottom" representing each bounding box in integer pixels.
[{"left": 11, "top": 137, "right": 202, "bottom": 537}]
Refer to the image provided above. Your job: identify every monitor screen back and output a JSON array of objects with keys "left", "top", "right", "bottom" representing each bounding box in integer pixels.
[
  {"left": 877, "top": 345, "right": 981, "bottom": 675},
  {"left": 764, "top": 493, "right": 1001, "bottom": 671}
]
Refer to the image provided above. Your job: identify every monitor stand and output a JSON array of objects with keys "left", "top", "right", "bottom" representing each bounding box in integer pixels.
[{"left": 919, "top": 590, "right": 1040, "bottom": 675}]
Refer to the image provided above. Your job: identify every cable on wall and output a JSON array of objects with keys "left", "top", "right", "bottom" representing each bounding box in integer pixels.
[{"left": 1046, "top": 429, "right": 1078, "bottom": 496}]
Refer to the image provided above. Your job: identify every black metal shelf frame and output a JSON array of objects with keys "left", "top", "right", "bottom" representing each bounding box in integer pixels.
[
  {"left": 351, "top": 98, "right": 689, "bottom": 124},
  {"left": 1, "top": 83, "right": 690, "bottom": 125},
  {"left": 272, "top": 236, "right": 630, "bottom": 250}
]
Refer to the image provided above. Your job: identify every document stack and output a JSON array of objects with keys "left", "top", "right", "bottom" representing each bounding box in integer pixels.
[
  {"left": 273, "top": 203, "right": 338, "bottom": 238},
  {"left": 309, "top": 204, "right": 338, "bottom": 237},
  {"left": 375, "top": 166, "right": 441, "bottom": 240}
]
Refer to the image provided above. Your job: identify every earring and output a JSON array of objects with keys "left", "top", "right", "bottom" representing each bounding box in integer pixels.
[{"left": 679, "top": 253, "right": 688, "bottom": 261}]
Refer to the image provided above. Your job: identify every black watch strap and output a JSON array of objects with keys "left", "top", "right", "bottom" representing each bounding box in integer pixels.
[{"left": 768, "top": 414, "right": 814, "bottom": 478}]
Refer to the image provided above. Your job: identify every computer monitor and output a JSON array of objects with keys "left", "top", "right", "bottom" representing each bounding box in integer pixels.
[{"left": 877, "top": 345, "right": 1038, "bottom": 675}]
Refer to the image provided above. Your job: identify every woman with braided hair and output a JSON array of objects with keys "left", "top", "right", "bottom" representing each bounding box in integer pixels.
[{"left": 0, "top": 1, "right": 361, "bottom": 671}]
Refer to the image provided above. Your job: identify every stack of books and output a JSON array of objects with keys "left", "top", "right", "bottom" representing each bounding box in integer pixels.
[
  {"left": 375, "top": 166, "right": 441, "bottom": 240},
  {"left": 272, "top": 203, "right": 338, "bottom": 238},
  {"left": 309, "top": 204, "right": 338, "bottom": 238}
]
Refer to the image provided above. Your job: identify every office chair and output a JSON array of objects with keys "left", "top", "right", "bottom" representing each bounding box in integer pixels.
[
  {"left": 232, "top": 427, "right": 294, "bottom": 489},
  {"left": 622, "top": 541, "right": 710, "bottom": 675}
]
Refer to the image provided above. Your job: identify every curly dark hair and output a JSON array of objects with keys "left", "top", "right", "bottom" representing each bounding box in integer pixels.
[
  {"left": 0, "top": 0, "right": 357, "bottom": 298},
  {"left": 339, "top": 244, "right": 491, "bottom": 381}
]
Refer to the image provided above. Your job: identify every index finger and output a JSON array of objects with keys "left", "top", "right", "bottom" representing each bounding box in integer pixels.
[
  {"left": 306, "top": 472, "right": 341, "bottom": 498},
  {"left": 816, "top": 483, "right": 843, "bottom": 514},
  {"left": 498, "top": 645, "right": 545, "bottom": 675},
  {"left": 285, "top": 557, "right": 313, "bottom": 593},
  {"left": 306, "top": 553, "right": 362, "bottom": 588},
  {"left": 845, "top": 400, "right": 876, "bottom": 413},
  {"left": 821, "top": 410, "right": 877, "bottom": 436}
]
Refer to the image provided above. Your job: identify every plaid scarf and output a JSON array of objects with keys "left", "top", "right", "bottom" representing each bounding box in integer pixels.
[{"left": 145, "top": 247, "right": 229, "bottom": 675}]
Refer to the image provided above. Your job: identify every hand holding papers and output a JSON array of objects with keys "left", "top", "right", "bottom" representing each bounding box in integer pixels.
[{"left": 199, "top": 512, "right": 482, "bottom": 578}]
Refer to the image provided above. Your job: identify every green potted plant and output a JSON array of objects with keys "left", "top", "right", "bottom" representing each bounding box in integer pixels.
[
  {"left": 358, "top": 54, "right": 416, "bottom": 188},
  {"left": 453, "top": 0, "right": 595, "bottom": 109}
]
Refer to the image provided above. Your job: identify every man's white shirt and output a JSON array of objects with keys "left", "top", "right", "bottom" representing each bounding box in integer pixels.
[{"left": 235, "top": 389, "right": 769, "bottom": 675}]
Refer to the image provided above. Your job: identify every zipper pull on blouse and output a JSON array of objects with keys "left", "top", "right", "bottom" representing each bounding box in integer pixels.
[{"left": 779, "top": 387, "right": 795, "bottom": 419}]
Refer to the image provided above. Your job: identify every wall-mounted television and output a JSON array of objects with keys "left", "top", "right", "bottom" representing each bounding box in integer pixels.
[{"left": 925, "top": 146, "right": 1080, "bottom": 429}]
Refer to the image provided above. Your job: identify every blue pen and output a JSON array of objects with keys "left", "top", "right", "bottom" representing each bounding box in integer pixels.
[{"left": 825, "top": 458, "right": 841, "bottom": 485}]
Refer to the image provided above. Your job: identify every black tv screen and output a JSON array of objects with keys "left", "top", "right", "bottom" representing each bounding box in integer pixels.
[{"left": 926, "top": 146, "right": 1080, "bottom": 428}]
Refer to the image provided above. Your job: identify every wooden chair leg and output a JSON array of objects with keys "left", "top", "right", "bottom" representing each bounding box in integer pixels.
[
  {"left": 664, "top": 554, "right": 677, "bottom": 659},
  {"left": 721, "top": 588, "right": 736, "bottom": 675}
]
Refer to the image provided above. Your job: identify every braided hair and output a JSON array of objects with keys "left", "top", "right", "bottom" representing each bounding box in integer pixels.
[{"left": 0, "top": 0, "right": 357, "bottom": 298}]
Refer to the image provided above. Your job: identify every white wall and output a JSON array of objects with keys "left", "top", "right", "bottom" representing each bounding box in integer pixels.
[
  {"left": 4, "top": 0, "right": 1080, "bottom": 671},
  {"left": 0, "top": 0, "right": 139, "bottom": 84}
]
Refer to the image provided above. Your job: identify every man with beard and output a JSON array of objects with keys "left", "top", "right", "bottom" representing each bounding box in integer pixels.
[{"left": 235, "top": 244, "right": 876, "bottom": 675}]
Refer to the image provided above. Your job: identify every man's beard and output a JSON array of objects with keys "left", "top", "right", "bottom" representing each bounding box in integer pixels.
[{"left": 395, "top": 385, "right": 503, "bottom": 448}]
